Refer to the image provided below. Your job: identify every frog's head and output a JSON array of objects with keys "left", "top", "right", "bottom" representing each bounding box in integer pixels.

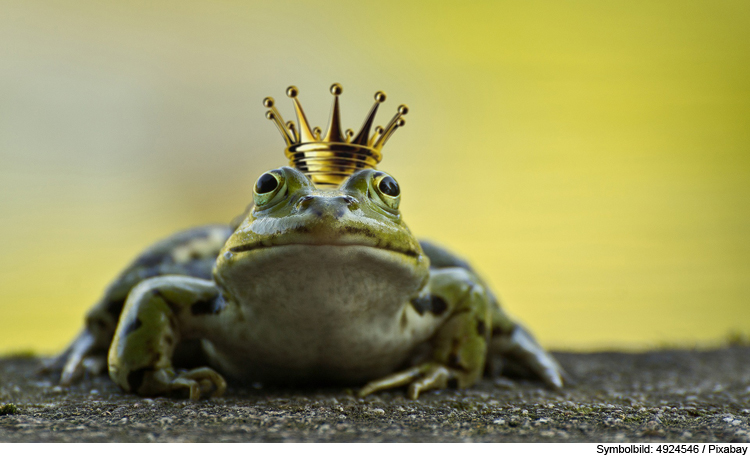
[{"left": 215, "top": 167, "right": 429, "bottom": 306}]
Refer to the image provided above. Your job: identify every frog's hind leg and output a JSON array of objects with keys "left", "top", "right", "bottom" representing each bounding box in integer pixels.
[
  {"left": 40, "top": 328, "right": 102, "bottom": 385},
  {"left": 488, "top": 302, "right": 565, "bottom": 389},
  {"left": 45, "top": 311, "right": 116, "bottom": 385},
  {"left": 420, "top": 239, "right": 565, "bottom": 390},
  {"left": 50, "top": 225, "right": 232, "bottom": 385},
  {"left": 59, "top": 330, "right": 102, "bottom": 385}
]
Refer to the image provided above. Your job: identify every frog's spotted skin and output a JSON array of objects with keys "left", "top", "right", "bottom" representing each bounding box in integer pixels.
[{"left": 54, "top": 167, "right": 564, "bottom": 399}]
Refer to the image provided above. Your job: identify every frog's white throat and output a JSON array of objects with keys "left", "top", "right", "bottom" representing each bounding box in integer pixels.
[
  {"left": 218, "top": 244, "right": 427, "bottom": 323},
  {"left": 209, "top": 245, "right": 433, "bottom": 384}
]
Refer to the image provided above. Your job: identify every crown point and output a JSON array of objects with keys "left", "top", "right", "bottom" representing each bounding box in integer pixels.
[{"left": 263, "top": 84, "right": 408, "bottom": 187}]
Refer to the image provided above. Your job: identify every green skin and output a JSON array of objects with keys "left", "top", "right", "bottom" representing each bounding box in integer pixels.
[{"left": 52, "top": 167, "right": 564, "bottom": 400}]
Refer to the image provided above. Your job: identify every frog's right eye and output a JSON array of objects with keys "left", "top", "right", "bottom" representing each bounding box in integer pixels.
[{"left": 253, "top": 171, "right": 287, "bottom": 207}]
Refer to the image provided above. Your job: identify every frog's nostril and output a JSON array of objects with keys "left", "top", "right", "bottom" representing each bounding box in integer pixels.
[
  {"left": 296, "top": 195, "right": 315, "bottom": 210},
  {"left": 340, "top": 195, "right": 358, "bottom": 210}
]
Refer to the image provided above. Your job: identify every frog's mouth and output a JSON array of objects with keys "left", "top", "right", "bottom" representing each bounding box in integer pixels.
[{"left": 229, "top": 239, "right": 420, "bottom": 259}]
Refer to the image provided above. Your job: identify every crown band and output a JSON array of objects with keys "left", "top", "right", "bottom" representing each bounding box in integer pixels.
[{"left": 264, "top": 83, "right": 408, "bottom": 187}]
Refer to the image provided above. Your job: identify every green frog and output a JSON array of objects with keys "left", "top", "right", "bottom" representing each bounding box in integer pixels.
[{"left": 52, "top": 84, "right": 564, "bottom": 400}]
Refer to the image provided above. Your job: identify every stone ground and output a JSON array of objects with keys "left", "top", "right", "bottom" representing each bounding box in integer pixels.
[{"left": 0, "top": 347, "right": 749, "bottom": 442}]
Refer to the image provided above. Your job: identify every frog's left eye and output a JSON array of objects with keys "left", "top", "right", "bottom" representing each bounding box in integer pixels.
[
  {"left": 370, "top": 172, "right": 401, "bottom": 211},
  {"left": 253, "top": 171, "right": 287, "bottom": 207}
]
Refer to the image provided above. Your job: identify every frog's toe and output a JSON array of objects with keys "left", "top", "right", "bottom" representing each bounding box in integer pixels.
[
  {"left": 62, "top": 358, "right": 108, "bottom": 387},
  {"left": 126, "top": 367, "right": 227, "bottom": 400},
  {"left": 406, "top": 365, "right": 452, "bottom": 400},
  {"left": 359, "top": 366, "right": 422, "bottom": 397},
  {"left": 175, "top": 367, "right": 227, "bottom": 400},
  {"left": 359, "top": 363, "right": 456, "bottom": 399}
]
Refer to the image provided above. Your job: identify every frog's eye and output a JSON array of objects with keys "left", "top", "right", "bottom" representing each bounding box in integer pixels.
[
  {"left": 370, "top": 172, "right": 400, "bottom": 211},
  {"left": 378, "top": 175, "right": 400, "bottom": 197},
  {"left": 253, "top": 171, "right": 287, "bottom": 207}
]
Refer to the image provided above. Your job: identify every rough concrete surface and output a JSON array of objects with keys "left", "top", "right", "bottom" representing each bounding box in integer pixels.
[{"left": 1, "top": 347, "right": 749, "bottom": 442}]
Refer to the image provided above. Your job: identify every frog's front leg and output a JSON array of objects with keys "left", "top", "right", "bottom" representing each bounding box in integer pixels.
[
  {"left": 359, "top": 268, "right": 491, "bottom": 399},
  {"left": 108, "top": 275, "right": 227, "bottom": 400},
  {"left": 47, "top": 225, "right": 232, "bottom": 385}
]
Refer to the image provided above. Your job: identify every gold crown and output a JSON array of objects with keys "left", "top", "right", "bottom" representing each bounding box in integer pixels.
[{"left": 264, "top": 83, "right": 408, "bottom": 187}]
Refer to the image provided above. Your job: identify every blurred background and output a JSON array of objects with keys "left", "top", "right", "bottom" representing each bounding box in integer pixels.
[{"left": 1, "top": 0, "right": 748, "bottom": 355}]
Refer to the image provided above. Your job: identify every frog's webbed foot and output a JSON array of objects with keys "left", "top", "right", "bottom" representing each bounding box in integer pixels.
[
  {"left": 359, "top": 363, "right": 459, "bottom": 400},
  {"left": 491, "top": 324, "right": 565, "bottom": 390},
  {"left": 130, "top": 367, "right": 227, "bottom": 401}
]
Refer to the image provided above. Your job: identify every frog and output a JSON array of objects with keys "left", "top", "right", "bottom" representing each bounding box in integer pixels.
[{"left": 50, "top": 84, "right": 564, "bottom": 400}]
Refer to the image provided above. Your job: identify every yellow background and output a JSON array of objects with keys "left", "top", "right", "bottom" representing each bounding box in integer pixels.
[{"left": 1, "top": 0, "right": 748, "bottom": 354}]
